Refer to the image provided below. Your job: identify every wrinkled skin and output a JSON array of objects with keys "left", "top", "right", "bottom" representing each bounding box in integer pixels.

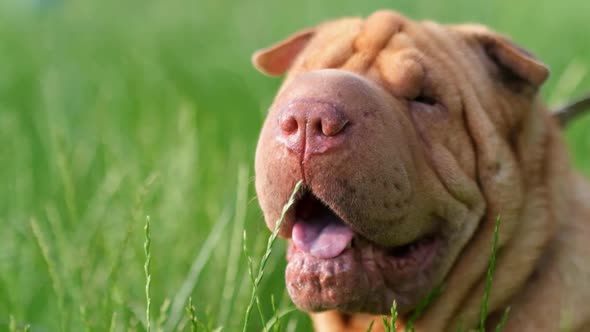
[{"left": 253, "top": 10, "right": 590, "bottom": 332}]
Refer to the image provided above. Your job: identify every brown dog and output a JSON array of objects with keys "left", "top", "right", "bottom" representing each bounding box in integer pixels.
[{"left": 252, "top": 10, "right": 590, "bottom": 331}]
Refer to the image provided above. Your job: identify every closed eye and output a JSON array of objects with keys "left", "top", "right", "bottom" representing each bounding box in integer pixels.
[
  {"left": 409, "top": 93, "right": 448, "bottom": 116},
  {"left": 412, "top": 94, "right": 437, "bottom": 106}
]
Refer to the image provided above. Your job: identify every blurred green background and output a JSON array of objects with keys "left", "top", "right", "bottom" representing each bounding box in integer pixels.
[{"left": 0, "top": 0, "right": 588, "bottom": 331}]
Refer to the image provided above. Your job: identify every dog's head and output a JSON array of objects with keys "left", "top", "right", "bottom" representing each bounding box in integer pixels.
[{"left": 253, "top": 10, "right": 549, "bottom": 316}]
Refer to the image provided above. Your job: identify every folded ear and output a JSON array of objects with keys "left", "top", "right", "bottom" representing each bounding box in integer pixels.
[
  {"left": 455, "top": 25, "right": 550, "bottom": 90},
  {"left": 252, "top": 28, "right": 315, "bottom": 76}
]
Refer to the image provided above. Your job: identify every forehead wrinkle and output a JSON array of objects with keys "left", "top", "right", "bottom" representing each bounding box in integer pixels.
[
  {"left": 343, "top": 12, "right": 403, "bottom": 73},
  {"left": 300, "top": 18, "right": 363, "bottom": 71},
  {"left": 422, "top": 23, "right": 510, "bottom": 133},
  {"left": 417, "top": 24, "right": 486, "bottom": 113},
  {"left": 376, "top": 48, "right": 426, "bottom": 99},
  {"left": 422, "top": 24, "right": 486, "bottom": 96},
  {"left": 354, "top": 11, "right": 403, "bottom": 52}
]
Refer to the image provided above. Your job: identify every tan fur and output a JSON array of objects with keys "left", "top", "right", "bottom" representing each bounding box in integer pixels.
[{"left": 253, "top": 10, "right": 590, "bottom": 331}]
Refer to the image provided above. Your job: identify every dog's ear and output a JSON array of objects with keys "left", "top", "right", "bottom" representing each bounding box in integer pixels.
[
  {"left": 252, "top": 29, "right": 315, "bottom": 76},
  {"left": 456, "top": 25, "right": 549, "bottom": 90}
]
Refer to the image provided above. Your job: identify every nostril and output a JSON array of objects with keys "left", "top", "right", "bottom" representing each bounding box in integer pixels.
[
  {"left": 280, "top": 116, "right": 299, "bottom": 135},
  {"left": 312, "top": 119, "right": 323, "bottom": 135},
  {"left": 321, "top": 118, "right": 349, "bottom": 136}
]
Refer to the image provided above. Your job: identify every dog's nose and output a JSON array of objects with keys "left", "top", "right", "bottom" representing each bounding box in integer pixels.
[{"left": 278, "top": 100, "right": 349, "bottom": 158}]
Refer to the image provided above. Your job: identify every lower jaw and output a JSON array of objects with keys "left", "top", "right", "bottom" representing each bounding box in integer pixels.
[
  {"left": 285, "top": 234, "right": 444, "bottom": 314},
  {"left": 286, "top": 246, "right": 371, "bottom": 312}
]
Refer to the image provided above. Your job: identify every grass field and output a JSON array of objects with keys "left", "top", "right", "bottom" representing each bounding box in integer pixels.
[{"left": 0, "top": 0, "right": 589, "bottom": 331}]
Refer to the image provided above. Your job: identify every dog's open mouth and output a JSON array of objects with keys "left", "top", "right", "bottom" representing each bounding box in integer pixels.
[{"left": 284, "top": 191, "right": 443, "bottom": 314}]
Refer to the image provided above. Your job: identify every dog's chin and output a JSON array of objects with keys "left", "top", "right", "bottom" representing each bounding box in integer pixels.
[{"left": 284, "top": 192, "right": 448, "bottom": 315}]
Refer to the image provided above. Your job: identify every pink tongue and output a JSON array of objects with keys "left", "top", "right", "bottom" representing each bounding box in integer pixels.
[{"left": 292, "top": 215, "right": 354, "bottom": 259}]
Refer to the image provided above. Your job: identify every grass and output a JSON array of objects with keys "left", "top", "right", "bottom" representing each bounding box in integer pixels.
[
  {"left": 242, "top": 180, "right": 303, "bottom": 332},
  {"left": 479, "top": 217, "right": 503, "bottom": 331},
  {"left": 144, "top": 215, "right": 153, "bottom": 332},
  {"left": 0, "top": 0, "right": 589, "bottom": 331}
]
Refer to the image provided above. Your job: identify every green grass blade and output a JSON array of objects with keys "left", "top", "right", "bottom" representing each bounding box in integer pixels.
[
  {"left": 479, "top": 216, "right": 502, "bottom": 331},
  {"left": 405, "top": 284, "right": 444, "bottom": 332},
  {"left": 144, "top": 215, "right": 153, "bottom": 332},
  {"left": 165, "top": 206, "right": 233, "bottom": 331},
  {"left": 156, "top": 298, "right": 171, "bottom": 331},
  {"left": 382, "top": 316, "right": 391, "bottom": 332},
  {"left": 219, "top": 165, "right": 250, "bottom": 326},
  {"left": 242, "top": 229, "right": 267, "bottom": 331},
  {"left": 30, "top": 218, "right": 65, "bottom": 331},
  {"left": 263, "top": 307, "right": 297, "bottom": 332},
  {"left": 186, "top": 297, "right": 200, "bottom": 332},
  {"left": 242, "top": 180, "right": 303, "bottom": 332},
  {"left": 390, "top": 300, "right": 398, "bottom": 332},
  {"left": 108, "top": 312, "right": 117, "bottom": 332},
  {"left": 494, "top": 307, "right": 511, "bottom": 332},
  {"left": 270, "top": 294, "right": 279, "bottom": 332},
  {"left": 9, "top": 315, "right": 16, "bottom": 332}
]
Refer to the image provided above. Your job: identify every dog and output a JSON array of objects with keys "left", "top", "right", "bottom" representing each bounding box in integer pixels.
[{"left": 252, "top": 10, "right": 590, "bottom": 331}]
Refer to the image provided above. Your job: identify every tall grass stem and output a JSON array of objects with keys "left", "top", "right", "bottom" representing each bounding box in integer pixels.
[
  {"left": 479, "top": 216, "right": 502, "bottom": 331},
  {"left": 144, "top": 215, "right": 153, "bottom": 332},
  {"left": 242, "top": 180, "right": 303, "bottom": 332}
]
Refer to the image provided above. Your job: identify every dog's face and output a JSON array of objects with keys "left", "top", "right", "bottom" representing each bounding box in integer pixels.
[{"left": 253, "top": 11, "right": 549, "bottom": 316}]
